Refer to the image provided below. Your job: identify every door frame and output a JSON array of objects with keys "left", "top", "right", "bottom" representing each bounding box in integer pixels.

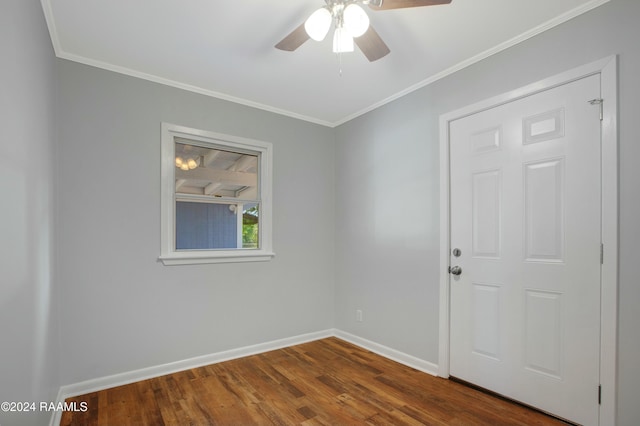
[{"left": 438, "top": 56, "right": 618, "bottom": 425}]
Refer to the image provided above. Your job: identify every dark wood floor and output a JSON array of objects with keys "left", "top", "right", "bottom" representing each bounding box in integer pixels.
[{"left": 61, "top": 337, "right": 567, "bottom": 425}]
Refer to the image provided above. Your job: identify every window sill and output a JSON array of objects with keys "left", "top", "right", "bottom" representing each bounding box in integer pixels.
[{"left": 159, "top": 250, "right": 275, "bottom": 266}]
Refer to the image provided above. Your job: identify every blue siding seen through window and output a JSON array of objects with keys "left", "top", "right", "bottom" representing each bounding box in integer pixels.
[{"left": 176, "top": 201, "right": 237, "bottom": 249}]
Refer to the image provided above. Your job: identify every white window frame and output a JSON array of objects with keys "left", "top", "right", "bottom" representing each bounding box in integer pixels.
[{"left": 159, "top": 123, "right": 275, "bottom": 265}]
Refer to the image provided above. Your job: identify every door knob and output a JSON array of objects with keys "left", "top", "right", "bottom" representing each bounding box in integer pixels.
[{"left": 449, "top": 265, "right": 462, "bottom": 276}]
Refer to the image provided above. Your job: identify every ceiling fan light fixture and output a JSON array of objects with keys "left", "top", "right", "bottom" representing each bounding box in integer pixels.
[
  {"left": 343, "top": 4, "right": 370, "bottom": 37},
  {"left": 176, "top": 156, "right": 198, "bottom": 170},
  {"left": 305, "top": 7, "right": 332, "bottom": 41},
  {"left": 333, "top": 26, "right": 354, "bottom": 53}
]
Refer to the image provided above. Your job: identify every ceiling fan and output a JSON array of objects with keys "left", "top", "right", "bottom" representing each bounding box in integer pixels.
[{"left": 275, "top": 0, "right": 452, "bottom": 62}]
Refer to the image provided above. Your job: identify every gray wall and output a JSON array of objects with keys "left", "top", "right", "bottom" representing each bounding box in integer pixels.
[
  {"left": 55, "top": 60, "right": 336, "bottom": 385},
  {"left": 334, "top": 0, "right": 640, "bottom": 424},
  {"left": 0, "top": 0, "right": 60, "bottom": 425}
]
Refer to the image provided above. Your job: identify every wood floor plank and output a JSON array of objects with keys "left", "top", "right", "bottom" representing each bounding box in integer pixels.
[{"left": 61, "top": 337, "right": 569, "bottom": 425}]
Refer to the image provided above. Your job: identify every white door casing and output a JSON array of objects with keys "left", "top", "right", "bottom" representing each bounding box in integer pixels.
[{"left": 438, "top": 57, "right": 618, "bottom": 426}]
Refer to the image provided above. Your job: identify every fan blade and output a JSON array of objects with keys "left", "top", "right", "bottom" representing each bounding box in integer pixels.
[
  {"left": 275, "top": 23, "right": 309, "bottom": 51},
  {"left": 355, "top": 25, "right": 390, "bottom": 62},
  {"left": 369, "top": 0, "right": 452, "bottom": 10}
]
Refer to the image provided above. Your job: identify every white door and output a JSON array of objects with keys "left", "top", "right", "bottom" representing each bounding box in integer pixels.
[{"left": 449, "top": 74, "right": 601, "bottom": 425}]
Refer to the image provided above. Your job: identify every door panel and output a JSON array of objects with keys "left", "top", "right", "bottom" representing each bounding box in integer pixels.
[
  {"left": 449, "top": 74, "right": 601, "bottom": 425},
  {"left": 472, "top": 169, "right": 501, "bottom": 258},
  {"left": 524, "top": 158, "right": 564, "bottom": 262}
]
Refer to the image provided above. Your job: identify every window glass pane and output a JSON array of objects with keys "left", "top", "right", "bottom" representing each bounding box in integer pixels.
[
  {"left": 242, "top": 204, "right": 259, "bottom": 249},
  {"left": 176, "top": 201, "right": 238, "bottom": 250},
  {"left": 175, "top": 141, "right": 259, "bottom": 200},
  {"left": 174, "top": 140, "right": 260, "bottom": 251}
]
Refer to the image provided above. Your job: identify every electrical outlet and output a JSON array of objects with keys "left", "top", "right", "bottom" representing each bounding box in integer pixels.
[{"left": 356, "top": 309, "right": 363, "bottom": 322}]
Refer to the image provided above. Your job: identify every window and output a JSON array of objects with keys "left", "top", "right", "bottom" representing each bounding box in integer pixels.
[{"left": 159, "top": 123, "right": 274, "bottom": 265}]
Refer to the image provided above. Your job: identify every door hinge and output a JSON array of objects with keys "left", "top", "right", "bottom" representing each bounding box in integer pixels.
[
  {"left": 589, "top": 98, "right": 604, "bottom": 120},
  {"left": 598, "top": 385, "right": 602, "bottom": 405},
  {"left": 601, "top": 243, "right": 604, "bottom": 264}
]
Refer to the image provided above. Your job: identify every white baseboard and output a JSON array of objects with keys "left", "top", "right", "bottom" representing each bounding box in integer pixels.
[
  {"left": 50, "top": 328, "right": 439, "bottom": 425},
  {"left": 332, "top": 329, "right": 439, "bottom": 377}
]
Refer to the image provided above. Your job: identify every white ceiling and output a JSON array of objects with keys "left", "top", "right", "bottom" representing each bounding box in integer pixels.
[{"left": 42, "top": 0, "right": 608, "bottom": 127}]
